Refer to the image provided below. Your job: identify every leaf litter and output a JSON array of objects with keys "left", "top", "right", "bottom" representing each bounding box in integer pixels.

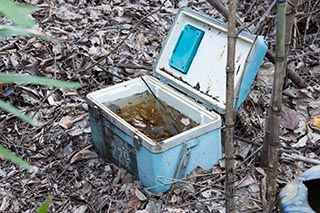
[{"left": 0, "top": 0, "right": 320, "bottom": 212}]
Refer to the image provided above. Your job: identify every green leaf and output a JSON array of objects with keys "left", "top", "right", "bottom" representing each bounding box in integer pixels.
[
  {"left": 13, "top": 2, "right": 36, "bottom": 15},
  {"left": 0, "top": 29, "right": 23, "bottom": 37},
  {"left": 0, "top": 145, "right": 37, "bottom": 172},
  {"left": 36, "top": 197, "right": 52, "bottom": 213},
  {"left": 0, "top": 99, "right": 33, "bottom": 125},
  {"left": 0, "top": 73, "right": 82, "bottom": 88},
  {"left": 0, "top": 25, "right": 51, "bottom": 40},
  {"left": 0, "top": 0, "right": 36, "bottom": 28}
]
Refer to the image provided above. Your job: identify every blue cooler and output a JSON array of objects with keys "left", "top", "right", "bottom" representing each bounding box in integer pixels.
[{"left": 87, "top": 7, "right": 267, "bottom": 193}]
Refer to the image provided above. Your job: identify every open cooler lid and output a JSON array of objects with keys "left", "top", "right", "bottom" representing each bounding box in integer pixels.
[{"left": 153, "top": 7, "right": 268, "bottom": 114}]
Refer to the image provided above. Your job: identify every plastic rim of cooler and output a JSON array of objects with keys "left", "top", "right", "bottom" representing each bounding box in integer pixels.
[{"left": 153, "top": 7, "right": 268, "bottom": 114}]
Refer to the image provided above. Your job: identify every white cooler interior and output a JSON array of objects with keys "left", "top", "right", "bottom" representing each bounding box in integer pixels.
[{"left": 87, "top": 76, "right": 221, "bottom": 150}]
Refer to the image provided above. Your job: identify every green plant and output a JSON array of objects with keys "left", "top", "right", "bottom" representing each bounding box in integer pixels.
[
  {"left": 0, "top": 1, "right": 81, "bottom": 212},
  {"left": 0, "top": 0, "right": 46, "bottom": 38},
  {"left": 36, "top": 197, "right": 52, "bottom": 213}
]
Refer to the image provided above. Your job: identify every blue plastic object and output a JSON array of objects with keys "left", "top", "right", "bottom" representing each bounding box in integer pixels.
[
  {"left": 280, "top": 165, "right": 320, "bottom": 213},
  {"left": 88, "top": 112, "right": 221, "bottom": 194},
  {"left": 234, "top": 37, "right": 268, "bottom": 111},
  {"left": 169, "top": 24, "right": 204, "bottom": 74},
  {"left": 87, "top": 7, "right": 267, "bottom": 195},
  {"left": 87, "top": 76, "right": 222, "bottom": 194}
]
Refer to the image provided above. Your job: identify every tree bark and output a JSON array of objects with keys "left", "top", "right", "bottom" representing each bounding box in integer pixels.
[
  {"left": 285, "top": 0, "right": 304, "bottom": 56},
  {"left": 206, "top": 0, "right": 242, "bottom": 27},
  {"left": 225, "top": 0, "right": 238, "bottom": 212},
  {"left": 261, "top": 0, "right": 287, "bottom": 211}
]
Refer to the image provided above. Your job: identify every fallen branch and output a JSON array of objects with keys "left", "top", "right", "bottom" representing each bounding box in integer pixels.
[
  {"left": 282, "top": 153, "right": 320, "bottom": 165},
  {"left": 206, "top": 0, "right": 242, "bottom": 27}
]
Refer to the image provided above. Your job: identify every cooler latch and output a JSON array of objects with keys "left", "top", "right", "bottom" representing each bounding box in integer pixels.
[
  {"left": 133, "top": 134, "right": 142, "bottom": 147},
  {"left": 173, "top": 138, "right": 199, "bottom": 180}
]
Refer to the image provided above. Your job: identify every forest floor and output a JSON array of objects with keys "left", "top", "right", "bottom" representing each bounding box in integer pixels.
[{"left": 0, "top": 0, "right": 320, "bottom": 212}]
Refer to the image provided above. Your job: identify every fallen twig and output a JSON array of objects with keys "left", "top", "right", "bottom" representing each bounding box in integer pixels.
[
  {"left": 253, "top": 0, "right": 278, "bottom": 34},
  {"left": 282, "top": 153, "right": 320, "bottom": 165},
  {"left": 206, "top": 0, "right": 242, "bottom": 26}
]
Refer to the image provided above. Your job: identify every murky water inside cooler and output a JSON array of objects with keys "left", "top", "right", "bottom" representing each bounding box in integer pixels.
[{"left": 103, "top": 91, "right": 199, "bottom": 142}]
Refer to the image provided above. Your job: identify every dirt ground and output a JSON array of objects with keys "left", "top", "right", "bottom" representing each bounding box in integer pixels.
[{"left": 0, "top": 0, "right": 320, "bottom": 212}]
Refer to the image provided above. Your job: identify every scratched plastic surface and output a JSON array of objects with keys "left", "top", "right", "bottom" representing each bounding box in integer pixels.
[
  {"left": 280, "top": 165, "right": 320, "bottom": 213},
  {"left": 104, "top": 91, "right": 199, "bottom": 142}
]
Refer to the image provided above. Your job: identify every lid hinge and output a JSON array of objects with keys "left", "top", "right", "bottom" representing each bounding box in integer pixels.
[
  {"left": 133, "top": 134, "right": 142, "bottom": 148},
  {"left": 92, "top": 105, "right": 101, "bottom": 119}
]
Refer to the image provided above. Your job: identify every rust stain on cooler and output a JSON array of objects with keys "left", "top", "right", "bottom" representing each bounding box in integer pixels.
[
  {"left": 205, "top": 84, "right": 211, "bottom": 94},
  {"left": 220, "top": 45, "right": 226, "bottom": 59},
  {"left": 236, "top": 54, "right": 242, "bottom": 63}
]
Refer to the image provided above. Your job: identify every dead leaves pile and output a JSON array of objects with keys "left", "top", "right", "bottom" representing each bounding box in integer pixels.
[{"left": 0, "top": 0, "right": 320, "bottom": 212}]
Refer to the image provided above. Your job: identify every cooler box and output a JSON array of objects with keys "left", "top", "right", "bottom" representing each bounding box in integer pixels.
[{"left": 87, "top": 7, "right": 267, "bottom": 193}]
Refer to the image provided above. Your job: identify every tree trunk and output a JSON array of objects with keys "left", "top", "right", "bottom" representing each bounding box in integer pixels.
[
  {"left": 225, "top": 0, "right": 238, "bottom": 212},
  {"left": 285, "top": 0, "right": 303, "bottom": 56},
  {"left": 261, "top": 0, "right": 287, "bottom": 211}
]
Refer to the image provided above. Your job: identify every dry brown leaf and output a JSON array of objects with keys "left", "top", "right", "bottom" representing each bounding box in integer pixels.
[
  {"left": 136, "top": 210, "right": 151, "bottom": 213},
  {"left": 255, "top": 167, "right": 266, "bottom": 176},
  {"left": 114, "top": 15, "right": 133, "bottom": 23},
  {"left": 113, "top": 168, "right": 127, "bottom": 185},
  {"left": 73, "top": 205, "right": 87, "bottom": 213},
  {"left": 0, "top": 196, "right": 9, "bottom": 212},
  {"left": 237, "top": 174, "right": 256, "bottom": 188},
  {"left": 95, "top": 195, "right": 110, "bottom": 211},
  {"left": 280, "top": 105, "right": 299, "bottom": 130},
  {"left": 70, "top": 150, "right": 98, "bottom": 164},
  {"left": 312, "top": 117, "right": 320, "bottom": 129},
  {"left": 124, "top": 197, "right": 141, "bottom": 211},
  {"left": 69, "top": 193, "right": 85, "bottom": 201},
  {"left": 79, "top": 181, "right": 92, "bottom": 196},
  {"left": 237, "top": 140, "right": 252, "bottom": 159},
  {"left": 135, "top": 188, "right": 147, "bottom": 201},
  {"left": 171, "top": 194, "right": 181, "bottom": 204},
  {"left": 248, "top": 183, "right": 260, "bottom": 194},
  {"left": 59, "top": 116, "right": 73, "bottom": 129},
  {"left": 292, "top": 135, "right": 308, "bottom": 148},
  {"left": 255, "top": 62, "right": 274, "bottom": 87},
  {"left": 201, "top": 189, "right": 221, "bottom": 199}
]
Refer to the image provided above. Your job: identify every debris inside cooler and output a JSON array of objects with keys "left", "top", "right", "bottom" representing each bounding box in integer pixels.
[{"left": 103, "top": 91, "right": 199, "bottom": 142}]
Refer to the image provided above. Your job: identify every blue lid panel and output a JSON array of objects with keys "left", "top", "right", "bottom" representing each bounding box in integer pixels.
[{"left": 169, "top": 24, "right": 204, "bottom": 74}]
